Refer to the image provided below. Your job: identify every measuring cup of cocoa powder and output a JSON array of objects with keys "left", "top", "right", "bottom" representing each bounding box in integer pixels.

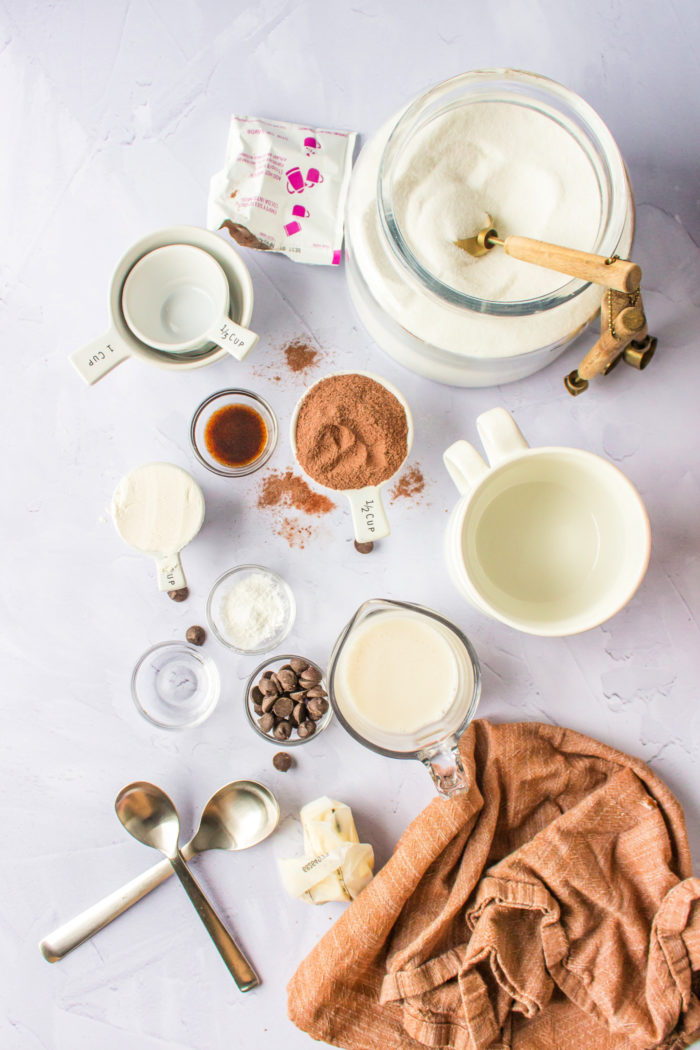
[{"left": 290, "top": 371, "right": 413, "bottom": 544}]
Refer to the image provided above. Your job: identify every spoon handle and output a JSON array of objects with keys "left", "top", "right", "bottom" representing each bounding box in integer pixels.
[
  {"left": 39, "top": 842, "right": 195, "bottom": 962},
  {"left": 169, "top": 850, "right": 259, "bottom": 992}
]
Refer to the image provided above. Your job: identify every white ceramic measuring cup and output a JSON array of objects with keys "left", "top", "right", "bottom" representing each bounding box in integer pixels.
[
  {"left": 290, "top": 370, "right": 414, "bottom": 544},
  {"left": 121, "top": 245, "right": 258, "bottom": 359},
  {"left": 111, "top": 463, "right": 205, "bottom": 592},
  {"left": 443, "top": 407, "right": 651, "bottom": 636},
  {"left": 69, "top": 226, "right": 256, "bottom": 386}
]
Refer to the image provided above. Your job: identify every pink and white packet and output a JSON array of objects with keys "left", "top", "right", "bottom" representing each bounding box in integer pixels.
[{"left": 207, "top": 116, "right": 357, "bottom": 266}]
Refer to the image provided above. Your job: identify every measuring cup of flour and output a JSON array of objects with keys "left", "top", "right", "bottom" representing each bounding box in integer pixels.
[
  {"left": 111, "top": 463, "right": 205, "bottom": 591},
  {"left": 290, "top": 371, "right": 413, "bottom": 544},
  {"left": 444, "top": 408, "right": 651, "bottom": 636},
  {"left": 327, "top": 599, "right": 481, "bottom": 797}
]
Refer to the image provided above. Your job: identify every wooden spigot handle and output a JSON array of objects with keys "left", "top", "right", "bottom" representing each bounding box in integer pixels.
[
  {"left": 576, "top": 306, "right": 646, "bottom": 381},
  {"left": 502, "top": 236, "right": 641, "bottom": 294}
]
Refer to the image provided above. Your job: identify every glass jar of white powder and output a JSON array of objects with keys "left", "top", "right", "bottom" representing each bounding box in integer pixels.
[{"left": 345, "top": 69, "right": 634, "bottom": 387}]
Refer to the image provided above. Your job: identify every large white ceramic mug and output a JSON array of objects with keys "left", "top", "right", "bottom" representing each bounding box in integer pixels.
[{"left": 443, "top": 408, "right": 651, "bottom": 636}]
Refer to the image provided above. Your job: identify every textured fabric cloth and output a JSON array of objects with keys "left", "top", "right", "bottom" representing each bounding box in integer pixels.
[{"left": 287, "top": 720, "right": 700, "bottom": 1049}]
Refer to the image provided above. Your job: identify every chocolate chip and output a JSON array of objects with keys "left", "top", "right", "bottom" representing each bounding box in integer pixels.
[
  {"left": 259, "top": 713, "right": 276, "bottom": 733},
  {"left": 297, "top": 719, "right": 316, "bottom": 739},
  {"left": 273, "top": 696, "right": 294, "bottom": 719},
  {"left": 261, "top": 694, "right": 277, "bottom": 714},
  {"left": 251, "top": 685, "right": 263, "bottom": 704},
  {"left": 168, "top": 587, "right": 189, "bottom": 602},
  {"left": 273, "top": 720, "right": 292, "bottom": 740},
  {"left": 290, "top": 690, "right": 307, "bottom": 702},
  {"left": 304, "top": 685, "right": 327, "bottom": 699},
  {"left": 253, "top": 702, "right": 264, "bottom": 716},
  {"left": 299, "top": 667, "right": 322, "bottom": 687},
  {"left": 186, "top": 625, "right": 206, "bottom": 646},
  {"left": 306, "top": 697, "right": 329, "bottom": 720},
  {"left": 259, "top": 678, "right": 279, "bottom": 697},
  {"left": 273, "top": 752, "right": 293, "bottom": 772},
  {"left": 292, "top": 702, "right": 306, "bottom": 725},
  {"left": 354, "top": 540, "right": 374, "bottom": 554},
  {"left": 277, "top": 669, "right": 297, "bottom": 692},
  {"left": 289, "top": 658, "right": 309, "bottom": 673}
]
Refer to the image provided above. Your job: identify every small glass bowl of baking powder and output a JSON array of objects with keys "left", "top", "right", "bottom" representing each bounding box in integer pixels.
[{"left": 206, "top": 565, "right": 296, "bottom": 654}]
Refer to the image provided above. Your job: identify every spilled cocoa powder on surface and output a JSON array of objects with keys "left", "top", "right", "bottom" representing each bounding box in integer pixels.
[
  {"left": 251, "top": 335, "right": 327, "bottom": 384},
  {"left": 284, "top": 337, "right": 319, "bottom": 374},
  {"left": 390, "top": 463, "right": 425, "bottom": 502},
  {"left": 258, "top": 470, "right": 335, "bottom": 516},
  {"left": 257, "top": 469, "right": 335, "bottom": 549}
]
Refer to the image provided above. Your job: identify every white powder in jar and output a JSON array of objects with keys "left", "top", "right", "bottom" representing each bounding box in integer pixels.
[
  {"left": 221, "top": 572, "right": 290, "bottom": 650},
  {"left": 392, "top": 102, "right": 601, "bottom": 302},
  {"left": 346, "top": 97, "right": 633, "bottom": 364}
]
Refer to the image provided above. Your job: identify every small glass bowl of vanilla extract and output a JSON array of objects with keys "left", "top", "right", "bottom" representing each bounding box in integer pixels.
[{"left": 190, "top": 389, "right": 278, "bottom": 477}]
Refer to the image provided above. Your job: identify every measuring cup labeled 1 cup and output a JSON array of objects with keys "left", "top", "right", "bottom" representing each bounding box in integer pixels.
[
  {"left": 327, "top": 599, "right": 481, "bottom": 797},
  {"left": 70, "top": 227, "right": 257, "bottom": 386},
  {"left": 290, "top": 371, "right": 414, "bottom": 544},
  {"left": 444, "top": 407, "right": 651, "bottom": 637},
  {"left": 111, "top": 463, "right": 205, "bottom": 591}
]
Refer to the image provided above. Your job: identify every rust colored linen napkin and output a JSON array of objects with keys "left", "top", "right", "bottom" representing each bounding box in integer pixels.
[{"left": 288, "top": 720, "right": 700, "bottom": 1049}]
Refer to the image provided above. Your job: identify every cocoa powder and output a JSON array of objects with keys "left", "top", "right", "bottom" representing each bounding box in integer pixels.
[
  {"left": 284, "top": 338, "right": 319, "bottom": 374},
  {"left": 294, "top": 374, "right": 408, "bottom": 490},
  {"left": 390, "top": 464, "right": 425, "bottom": 502},
  {"left": 258, "top": 470, "right": 335, "bottom": 516}
]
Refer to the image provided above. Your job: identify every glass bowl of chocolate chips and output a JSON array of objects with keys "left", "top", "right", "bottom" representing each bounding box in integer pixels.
[{"left": 245, "top": 655, "right": 331, "bottom": 746}]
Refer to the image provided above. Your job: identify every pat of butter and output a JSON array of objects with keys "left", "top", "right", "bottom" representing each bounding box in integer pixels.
[{"left": 278, "top": 797, "right": 374, "bottom": 904}]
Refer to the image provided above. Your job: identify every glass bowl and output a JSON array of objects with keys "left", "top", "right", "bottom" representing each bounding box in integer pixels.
[
  {"left": 190, "top": 389, "right": 278, "bottom": 477},
  {"left": 245, "top": 654, "right": 332, "bottom": 746},
  {"left": 131, "top": 641, "right": 221, "bottom": 729},
  {"left": 206, "top": 565, "right": 296, "bottom": 654}
]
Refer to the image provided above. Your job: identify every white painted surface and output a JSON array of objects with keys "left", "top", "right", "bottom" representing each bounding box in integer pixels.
[{"left": 2, "top": 1, "right": 699, "bottom": 1047}]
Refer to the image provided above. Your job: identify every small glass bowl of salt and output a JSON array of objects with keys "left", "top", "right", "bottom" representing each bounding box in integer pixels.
[{"left": 206, "top": 564, "right": 296, "bottom": 654}]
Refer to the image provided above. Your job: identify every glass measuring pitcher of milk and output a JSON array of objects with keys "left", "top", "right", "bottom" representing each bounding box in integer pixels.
[{"left": 327, "top": 599, "right": 481, "bottom": 797}]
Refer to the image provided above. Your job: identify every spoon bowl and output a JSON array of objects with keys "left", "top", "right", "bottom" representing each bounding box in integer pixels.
[
  {"left": 191, "top": 780, "right": 280, "bottom": 853},
  {"left": 115, "top": 781, "right": 181, "bottom": 857}
]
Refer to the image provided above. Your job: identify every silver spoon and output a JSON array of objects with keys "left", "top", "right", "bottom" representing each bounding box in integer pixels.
[
  {"left": 115, "top": 781, "right": 259, "bottom": 991},
  {"left": 39, "top": 779, "right": 279, "bottom": 964}
]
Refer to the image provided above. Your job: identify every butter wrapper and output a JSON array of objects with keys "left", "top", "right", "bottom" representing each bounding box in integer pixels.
[{"left": 278, "top": 797, "right": 374, "bottom": 904}]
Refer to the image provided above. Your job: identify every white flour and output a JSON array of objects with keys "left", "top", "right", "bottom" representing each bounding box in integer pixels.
[{"left": 222, "top": 572, "right": 289, "bottom": 650}]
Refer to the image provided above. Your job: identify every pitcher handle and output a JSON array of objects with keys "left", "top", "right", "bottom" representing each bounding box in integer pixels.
[
  {"left": 443, "top": 441, "right": 489, "bottom": 496},
  {"left": 418, "top": 737, "right": 469, "bottom": 798},
  {"left": 476, "top": 407, "right": 529, "bottom": 467}
]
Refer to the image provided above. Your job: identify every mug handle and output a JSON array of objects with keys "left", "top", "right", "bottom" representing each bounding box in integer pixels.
[
  {"left": 70, "top": 329, "right": 131, "bottom": 386},
  {"left": 418, "top": 736, "right": 469, "bottom": 798},
  {"left": 346, "top": 486, "right": 390, "bottom": 544},
  {"left": 443, "top": 441, "right": 489, "bottom": 495},
  {"left": 476, "top": 407, "right": 529, "bottom": 467},
  {"left": 205, "top": 316, "right": 259, "bottom": 362}
]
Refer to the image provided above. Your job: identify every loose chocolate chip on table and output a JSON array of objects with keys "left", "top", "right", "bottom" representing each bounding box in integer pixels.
[
  {"left": 168, "top": 587, "right": 189, "bottom": 602},
  {"left": 354, "top": 540, "right": 374, "bottom": 554},
  {"left": 273, "top": 752, "right": 293, "bottom": 772},
  {"left": 186, "top": 625, "right": 206, "bottom": 646}
]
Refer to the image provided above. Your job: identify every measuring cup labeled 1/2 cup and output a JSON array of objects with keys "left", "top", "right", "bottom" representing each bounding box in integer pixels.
[
  {"left": 70, "top": 228, "right": 257, "bottom": 386},
  {"left": 327, "top": 599, "right": 481, "bottom": 797},
  {"left": 290, "top": 371, "right": 414, "bottom": 544},
  {"left": 111, "top": 463, "right": 205, "bottom": 592},
  {"left": 443, "top": 407, "right": 651, "bottom": 637}
]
